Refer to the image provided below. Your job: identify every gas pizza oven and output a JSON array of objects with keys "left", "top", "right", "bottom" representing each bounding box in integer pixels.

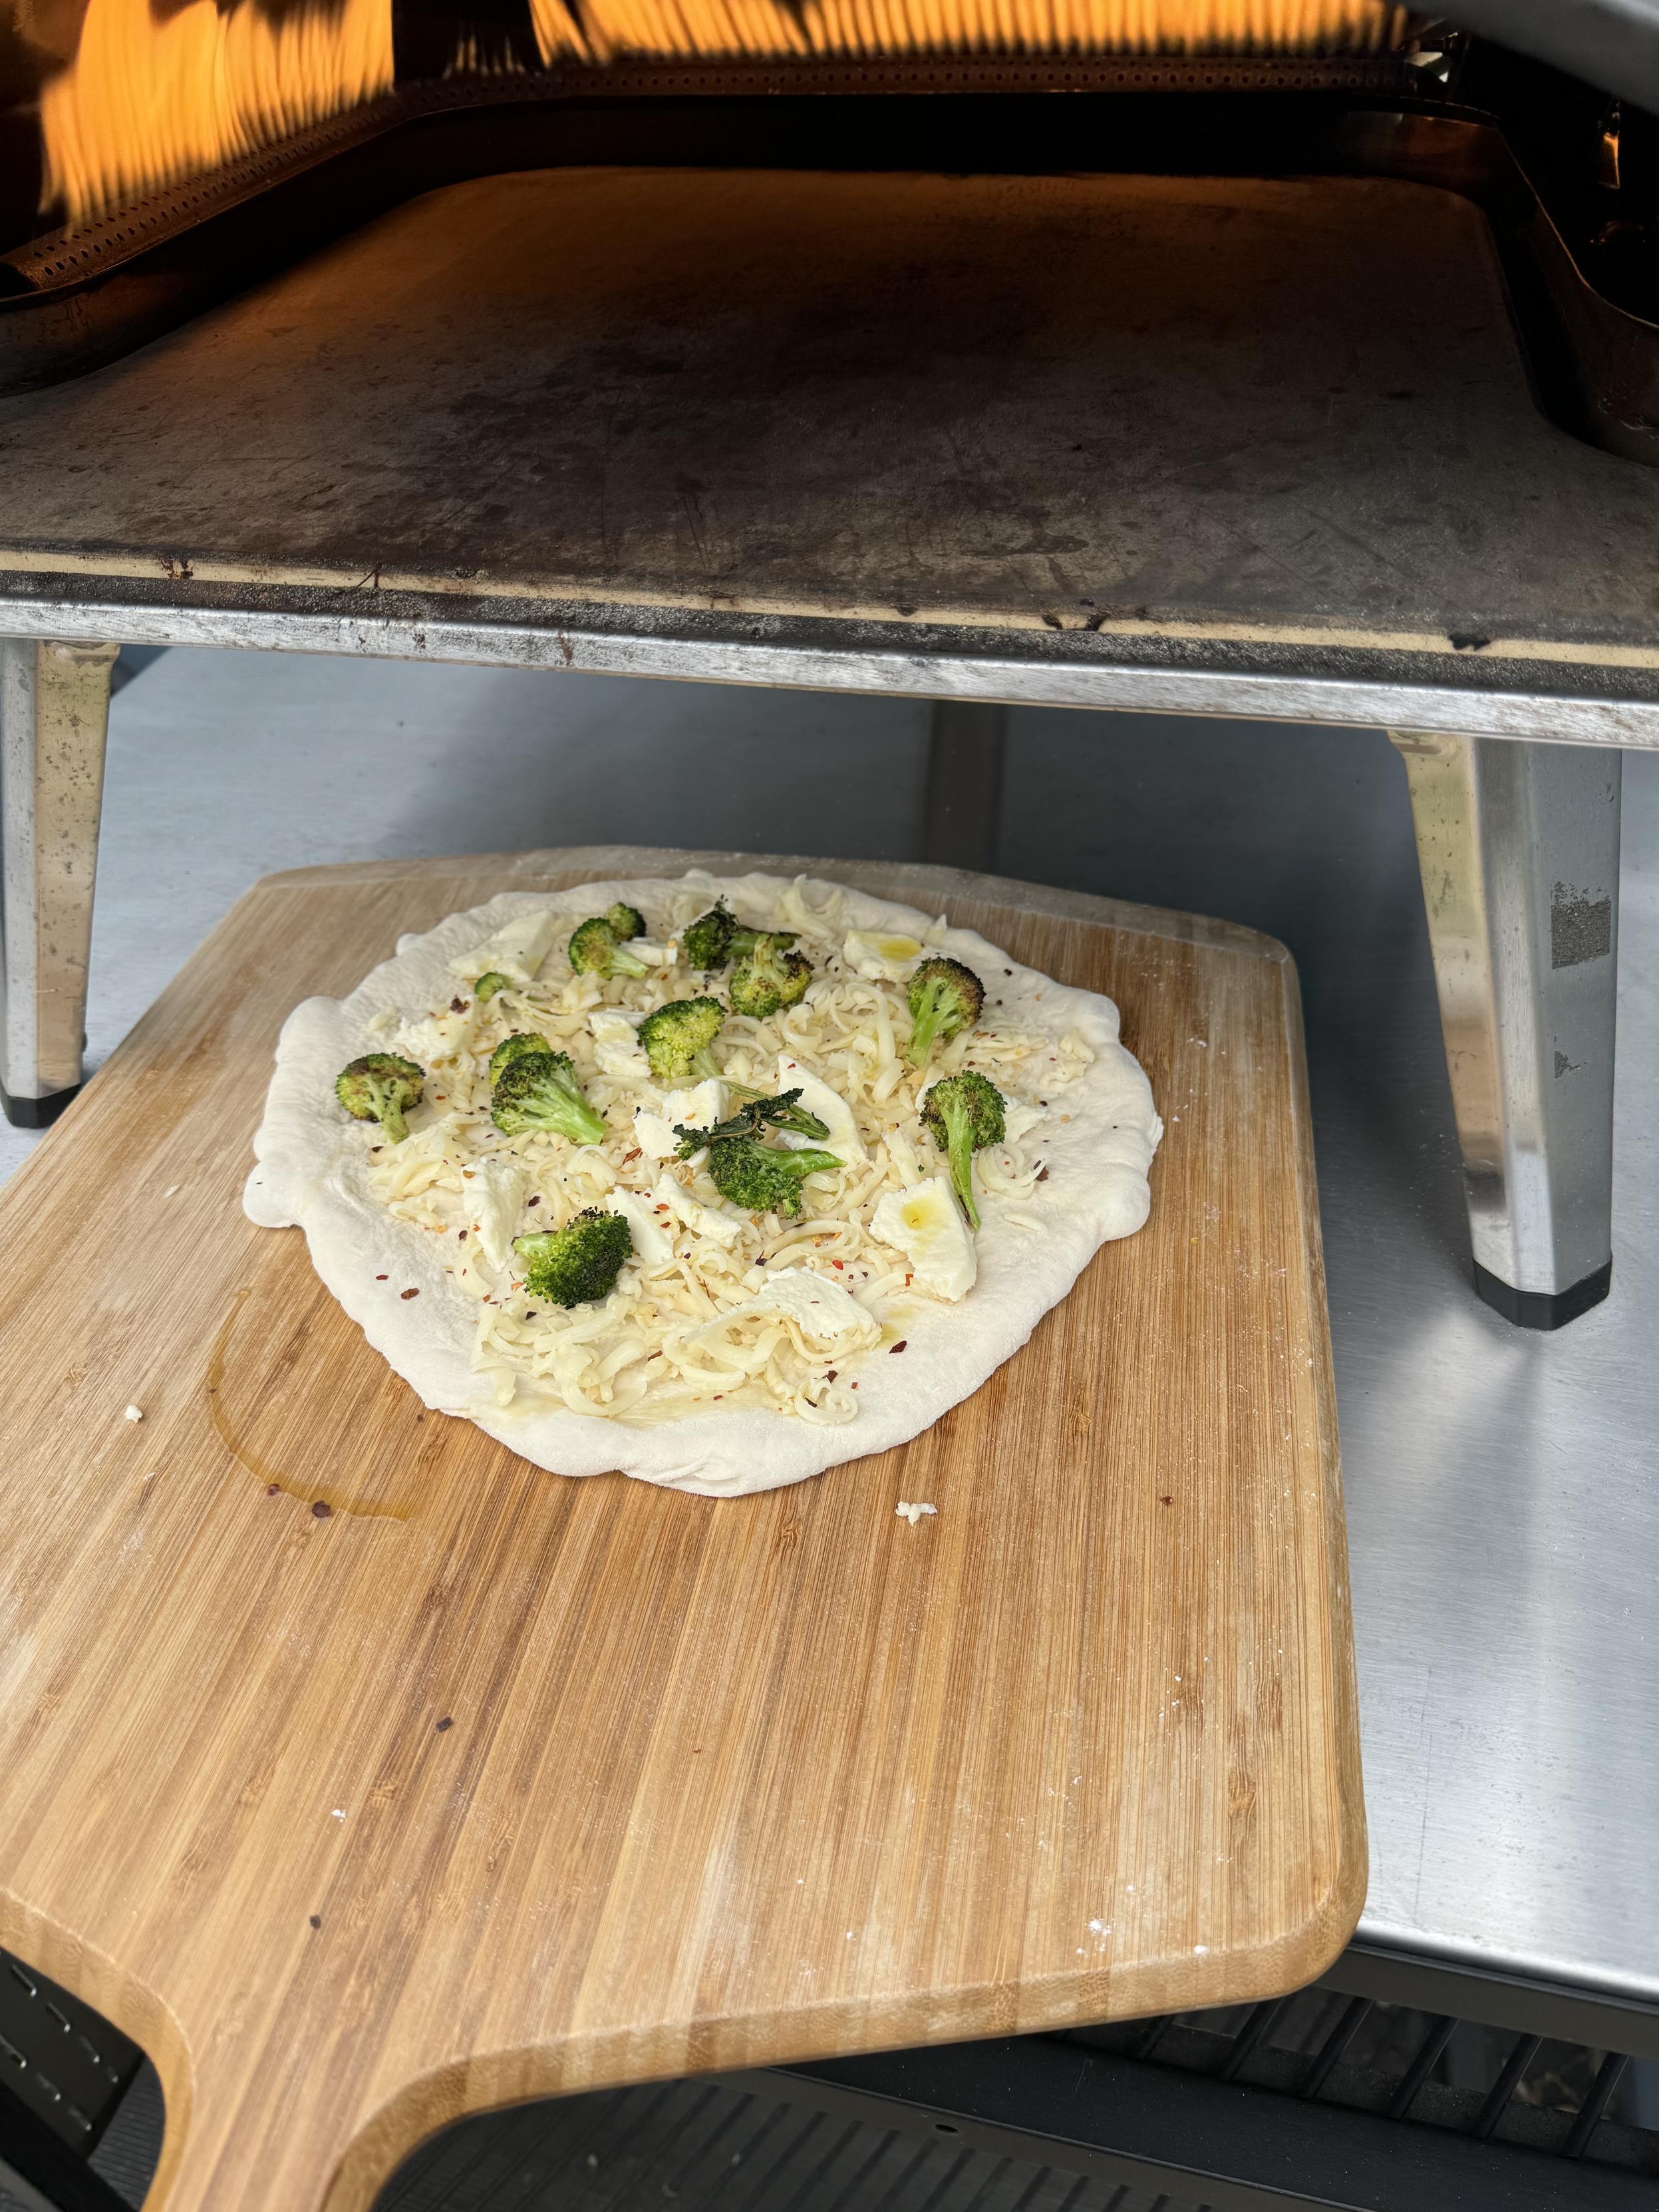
[{"left": 0, "top": 0, "right": 1652, "bottom": 1338}]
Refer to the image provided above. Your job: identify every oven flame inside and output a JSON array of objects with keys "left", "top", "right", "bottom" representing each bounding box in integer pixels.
[
  {"left": 36, "top": 0, "right": 394, "bottom": 225},
  {"left": 31, "top": 0, "right": 1412, "bottom": 230}
]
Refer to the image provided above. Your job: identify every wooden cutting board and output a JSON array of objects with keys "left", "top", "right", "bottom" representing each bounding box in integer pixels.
[{"left": 0, "top": 846, "right": 1362, "bottom": 2212}]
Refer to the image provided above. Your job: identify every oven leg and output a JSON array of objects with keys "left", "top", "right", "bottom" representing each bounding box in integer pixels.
[
  {"left": 1390, "top": 730, "right": 1620, "bottom": 1329},
  {"left": 921, "top": 701, "right": 1006, "bottom": 872},
  {"left": 0, "top": 639, "right": 119, "bottom": 1128}
]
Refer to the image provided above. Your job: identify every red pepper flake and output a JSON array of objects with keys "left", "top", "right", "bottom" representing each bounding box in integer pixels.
[
  {"left": 1160, "top": 1495, "right": 1175, "bottom": 1505},
  {"left": 458, "top": 1229, "right": 468, "bottom": 1239},
  {"left": 450, "top": 996, "right": 467, "bottom": 1013},
  {"left": 889, "top": 1341, "right": 907, "bottom": 1354},
  {"left": 309, "top": 1915, "right": 322, "bottom": 1930},
  {"left": 850, "top": 1380, "right": 859, "bottom": 1390},
  {"left": 400, "top": 1287, "right": 420, "bottom": 1300},
  {"left": 826, "top": 1370, "right": 837, "bottom": 1382},
  {"left": 311, "top": 1500, "right": 331, "bottom": 1519},
  {"left": 265, "top": 1483, "right": 279, "bottom": 1497},
  {"left": 623, "top": 1148, "right": 642, "bottom": 1164},
  {"left": 370, "top": 1144, "right": 382, "bottom": 1154},
  {"left": 435, "top": 1716, "right": 454, "bottom": 1733},
  {"left": 526, "top": 1195, "right": 541, "bottom": 1207},
  {"left": 376, "top": 1273, "right": 388, "bottom": 1281},
  {"left": 831, "top": 1259, "right": 844, "bottom": 1270},
  {"left": 1036, "top": 1166, "right": 1050, "bottom": 1182}
]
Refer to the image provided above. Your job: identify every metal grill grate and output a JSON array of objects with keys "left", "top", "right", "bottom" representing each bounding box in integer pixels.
[
  {"left": 1062, "top": 1990, "right": 1659, "bottom": 2177},
  {"left": 0, "top": 1959, "right": 138, "bottom": 2159}
]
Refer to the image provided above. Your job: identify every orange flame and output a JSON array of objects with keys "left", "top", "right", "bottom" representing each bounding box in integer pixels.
[
  {"left": 531, "top": 0, "right": 1412, "bottom": 62},
  {"left": 35, "top": 0, "right": 1410, "bottom": 231},
  {"left": 39, "top": 0, "right": 394, "bottom": 226}
]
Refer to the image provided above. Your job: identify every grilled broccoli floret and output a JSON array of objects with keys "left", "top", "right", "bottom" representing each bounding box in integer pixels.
[
  {"left": 921, "top": 1069, "right": 1006, "bottom": 1231},
  {"left": 730, "top": 935, "right": 812, "bottom": 1019},
  {"left": 696, "top": 1134, "right": 842, "bottom": 1219},
  {"left": 490, "top": 1030, "right": 553, "bottom": 1084},
  {"left": 687, "top": 1086, "right": 830, "bottom": 1146},
  {"left": 490, "top": 1050, "right": 609, "bottom": 1145},
  {"left": 474, "top": 970, "right": 512, "bottom": 1003},
  {"left": 335, "top": 1053, "right": 424, "bottom": 1144},
  {"left": 638, "top": 996, "right": 724, "bottom": 1083},
  {"left": 569, "top": 915, "right": 649, "bottom": 979},
  {"left": 605, "top": 902, "right": 646, "bottom": 942},
  {"left": 682, "top": 899, "right": 798, "bottom": 971},
  {"left": 514, "top": 1207, "right": 633, "bottom": 1307},
  {"left": 905, "top": 955, "right": 985, "bottom": 1068},
  {"left": 682, "top": 901, "right": 738, "bottom": 970}
]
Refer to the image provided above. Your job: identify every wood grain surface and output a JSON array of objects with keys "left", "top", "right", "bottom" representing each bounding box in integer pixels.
[{"left": 0, "top": 846, "right": 1363, "bottom": 2212}]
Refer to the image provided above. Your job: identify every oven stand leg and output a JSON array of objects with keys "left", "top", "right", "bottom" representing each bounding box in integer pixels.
[
  {"left": 1, "top": 639, "right": 119, "bottom": 1128},
  {"left": 921, "top": 701, "right": 1006, "bottom": 872},
  {"left": 1390, "top": 730, "right": 1620, "bottom": 1330}
]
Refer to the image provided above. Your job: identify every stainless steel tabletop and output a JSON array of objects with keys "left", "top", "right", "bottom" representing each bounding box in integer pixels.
[
  {"left": 992, "top": 706, "right": 1659, "bottom": 2009},
  {"left": 3, "top": 647, "right": 1653, "bottom": 2010}
]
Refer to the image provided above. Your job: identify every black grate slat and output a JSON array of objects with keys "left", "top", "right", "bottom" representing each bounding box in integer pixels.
[
  {"left": 1387, "top": 2015, "right": 1459, "bottom": 2120},
  {"left": 1475, "top": 2033, "right": 1544, "bottom": 2140},
  {"left": 1301, "top": 1998, "right": 1372, "bottom": 2100},
  {"left": 1217, "top": 1999, "right": 1291, "bottom": 2084},
  {"left": 1567, "top": 2054, "right": 1633, "bottom": 2159}
]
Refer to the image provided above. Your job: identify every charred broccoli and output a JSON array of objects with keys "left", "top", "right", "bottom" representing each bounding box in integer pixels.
[
  {"left": 490, "top": 1050, "right": 609, "bottom": 1145},
  {"left": 514, "top": 1207, "right": 633, "bottom": 1307},
  {"left": 335, "top": 1054, "right": 424, "bottom": 1144},
  {"left": 676, "top": 1088, "right": 828, "bottom": 1150},
  {"left": 490, "top": 1030, "right": 553, "bottom": 1084},
  {"left": 606, "top": 902, "right": 645, "bottom": 941},
  {"left": 473, "top": 970, "right": 512, "bottom": 1003},
  {"left": 682, "top": 899, "right": 798, "bottom": 971},
  {"left": 569, "top": 915, "right": 650, "bottom": 979},
  {"left": 638, "top": 996, "right": 724, "bottom": 1083},
  {"left": 921, "top": 1069, "right": 1006, "bottom": 1230},
  {"left": 729, "top": 935, "right": 812, "bottom": 1019},
  {"left": 905, "top": 955, "right": 984, "bottom": 1068},
  {"left": 698, "top": 1134, "right": 842, "bottom": 1218}
]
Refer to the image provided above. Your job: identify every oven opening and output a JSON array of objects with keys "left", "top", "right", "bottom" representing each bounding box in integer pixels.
[{"left": 0, "top": 0, "right": 1654, "bottom": 469}]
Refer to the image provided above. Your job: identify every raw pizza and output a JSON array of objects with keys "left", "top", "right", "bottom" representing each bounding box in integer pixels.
[{"left": 245, "top": 871, "right": 1162, "bottom": 1495}]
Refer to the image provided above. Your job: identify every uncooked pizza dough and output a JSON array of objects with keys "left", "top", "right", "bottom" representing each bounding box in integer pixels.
[{"left": 245, "top": 871, "right": 1161, "bottom": 1495}]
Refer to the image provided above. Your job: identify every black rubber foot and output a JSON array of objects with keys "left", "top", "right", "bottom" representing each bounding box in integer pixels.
[
  {"left": 1473, "top": 1258, "right": 1612, "bottom": 1331},
  {"left": 1, "top": 1082, "right": 80, "bottom": 1129}
]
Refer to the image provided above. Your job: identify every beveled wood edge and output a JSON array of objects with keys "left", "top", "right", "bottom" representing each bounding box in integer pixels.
[
  {"left": 248, "top": 846, "right": 1294, "bottom": 965},
  {"left": 326, "top": 1875, "right": 1370, "bottom": 2212}
]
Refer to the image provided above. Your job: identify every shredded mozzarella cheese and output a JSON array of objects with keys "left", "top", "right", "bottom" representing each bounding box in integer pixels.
[{"left": 361, "top": 881, "right": 1073, "bottom": 1427}]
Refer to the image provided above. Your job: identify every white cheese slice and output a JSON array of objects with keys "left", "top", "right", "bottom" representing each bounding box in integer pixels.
[
  {"left": 773, "top": 1056, "right": 866, "bottom": 1165},
  {"left": 633, "top": 1110, "right": 680, "bottom": 1162},
  {"left": 1004, "top": 1100, "right": 1046, "bottom": 1143},
  {"left": 605, "top": 1185, "right": 674, "bottom": 1268},
  {"left": 870, "top": 1176, "right": 977, "bottom": 1301},
  {"left": 653, "top": 1172, "right": 746, "bottom": 1247},
  {"left": 693, "top": 1268, "right": 879, "bottom": 1352},
  {"left": 587, "top": 1009, "right": 649, "bottom": 1079},
  {"left": 468, "top": 1159, "right": 527, "bottom": 1271},
  {"left": 393, "top": 1005, "right": 475, "bottom": 1066},
  {"left": 451, "top": 908, "right": 559, "bottom": 987},
  {"left": 633, "top": 1084, "right": 725, "bottom": 1162},
  {"left": 843, "top": 928, "right": 927, "bottom": 982},
  {"left": 664, "top": 1080, "right": 726, "bottom": 1132}
]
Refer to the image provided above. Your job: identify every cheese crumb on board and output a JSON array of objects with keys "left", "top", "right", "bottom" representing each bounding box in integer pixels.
[{"left": 895, "top": 1500, "right": 938, "bottom": 1526}]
